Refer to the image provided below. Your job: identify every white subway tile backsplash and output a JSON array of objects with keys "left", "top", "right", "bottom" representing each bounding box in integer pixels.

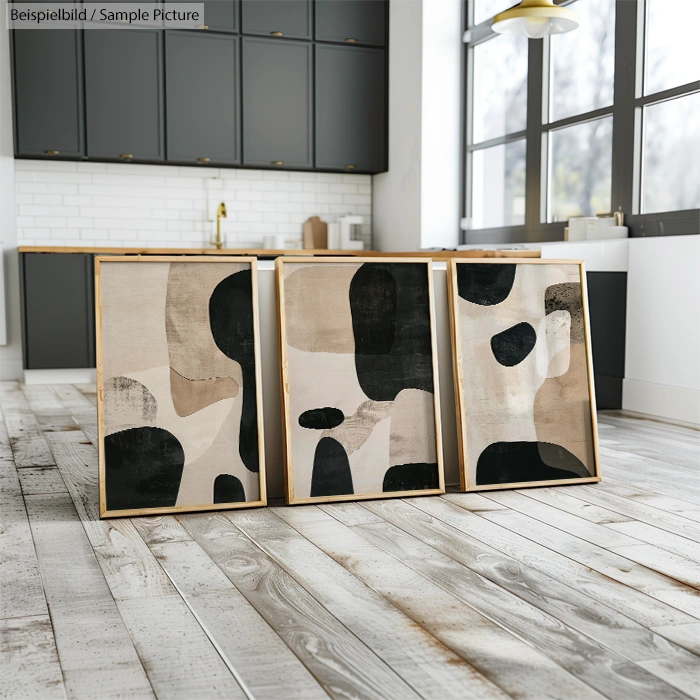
[{"left": 15, "top": 161, "right": 373, "bottom": 248}]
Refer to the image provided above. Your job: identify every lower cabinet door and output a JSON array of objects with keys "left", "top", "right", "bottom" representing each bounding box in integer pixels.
[{"left": 22, "top": 254, "right": 95, "bottom": 370}]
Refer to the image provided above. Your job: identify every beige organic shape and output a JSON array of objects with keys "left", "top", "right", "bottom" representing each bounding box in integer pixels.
[
  {"left": 322, "top": 399, "right": 392, "bottom": 455},
  {"left": 389, "top": 388, "right": 437, "bottom": 467},
  {"left": 534, "top": 342, "right": 594, "bottom": 474},
  {"left": 100, "top": 262, "right": 171, "bottom": 379},
  {"left": 169, "top": 368, "right": 239, "bottom": 417},
  {"left": 283, "top": 264, "right": 360, "bottom": 354},
  {"left": 536, "top": 310, "right": 571, "bottom": 378}
]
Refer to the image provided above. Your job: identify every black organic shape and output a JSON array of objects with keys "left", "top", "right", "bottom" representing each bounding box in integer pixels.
[
  {"left": 213, "top": 474, "right": 246, "bottom": 504},
  {"left": 456, "top": 263, "right": 516, "bottom": 306},
  {"left": 105, "top": 427, "right": 184, "bottom": 511},
  {"left": 209, "top": 269, "right": 259, "bottom": 473},
  {"left": 382, "top": 463, "right": 439, "bottom": 492},
  {"left": 490, "top": 322, "right": 537, "bottom": 367},
  {"left": 476, "top": 441, "right": 590, "bottom": 485},
  {"left": 350, "top": 263, "right": 434, "bottom": 402},
  {"left": 104, "top": 376, "right": 157, "bottom": 421},
  {"left": 299, "top": 407, "right": 345, "bottom": 430},
  {"left": 310, "top": 437, "right": 353, "bottom": 497}
]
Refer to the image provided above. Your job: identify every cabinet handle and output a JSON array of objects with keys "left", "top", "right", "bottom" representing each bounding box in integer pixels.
[
  {"left": 44, "top": 150, "right": 59, "bottom": 155},
  {"left": 119, "top": 153, "right": 133, "bottom": 159},
  {"left": 345, "top": 164, "right": 356, "bottom": 170},
  {"left": 196, "top": 24, "right": 209, "bottom": 29},
  {"left": 271, "top": 161, "right": 283, "bottom": 166},
  {"left": 345, "top": 38, "right": 357, "bottom": 43},
  {"left": 270, "top": 31, "right": 283, "bottom": 36},
  {"left": 197, "top": 157, "right": 211, "bottom": 163}
]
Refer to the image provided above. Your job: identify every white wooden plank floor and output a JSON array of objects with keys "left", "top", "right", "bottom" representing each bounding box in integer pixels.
[{"left": 1, "top": 380, "right": 699, "bottom": 700}]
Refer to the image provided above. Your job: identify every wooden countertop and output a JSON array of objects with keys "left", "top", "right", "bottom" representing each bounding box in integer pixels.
[{"left": 18, "top": 246, "right": 540, "bottom": 258}]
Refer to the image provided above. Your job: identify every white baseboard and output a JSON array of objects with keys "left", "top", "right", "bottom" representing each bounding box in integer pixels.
[
  {"left": 24, "top": 368, "right": 96, "bottom": 385},
  {"left": 622, "top": 379, "right": 700, "bottom": 428}
]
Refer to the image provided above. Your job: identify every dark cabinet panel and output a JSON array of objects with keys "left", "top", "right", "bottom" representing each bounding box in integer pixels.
[
  {"left": 84, "top": 29, "right": 164, "bottom": 161},
  {"left": 241, "top": 0, "right": 311, "bottom": 39},
  {"left": 242, "top": 38, "right": 312, "bottom": 168},
  {"left": 315, "top": 0, "right": 387, "bottom": 46},
  {"left": 21, "top": 254, "right": 95, "bottom": 370},
  {"left": 166, "top": 32, "right": 239, "bottom": 164},
  {"left": 202, "top": 0, "right": 239, "bottom": 32},
  {"left": 12, "top": 29, "right": 84, "bottom": 157},
  {"left": 315, "top": 45, "right": 386, "bottom": 173}
]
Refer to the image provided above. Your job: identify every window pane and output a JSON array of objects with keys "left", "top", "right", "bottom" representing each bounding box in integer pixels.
[
  {"left": 548, "top": 117, "right": 612, "bottom": 222},
  {"left": 645, "top": 0, "right": 700, "bottom": 95},
  {"left": 642, "top": 92, "right": 700, "bottom": 213},
  {"left": 471, "top": 140, "right": 526, "bottom": 229},
  {"left": 473, "top": 35, "right": 528, "bottom": 143},
  {"left": 474, "top": 0, "right": 514, "bottom": 26},
  {"left": 550, "top": 0, "right": 615, "bottom": 122}
]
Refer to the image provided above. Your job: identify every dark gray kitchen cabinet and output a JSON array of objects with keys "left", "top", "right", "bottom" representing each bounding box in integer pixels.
[
  {"left": 315, "top": 44, "right": 386, "bottom": 172},
  {"left": 12, "top": 29, "right": 84, "bottom": 158},
  {"left": 201, "top": 0, "right": 239, "bottom": 32},
  {"left": 166, "top": 32, "right": 240, "bottom": 165},
  {"left": 241, "top": 0, "right": 311, "bottom": 39},
  {"left": 315, "top": 0, "right": 387, "bottom": 47},
  {"left": 84, "top": 29, "right": 164, "bottom": 161},
  {"left": 242, "top": 38, "right": 312, "bottom": 168},
  {"left": 20, "top": 254, "right": 95, "bottom": 370}
]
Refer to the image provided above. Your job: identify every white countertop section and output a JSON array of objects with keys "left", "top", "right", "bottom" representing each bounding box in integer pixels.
[
  {"left": 537, "top": 239, "right": 628, "bottom": 272},
  {"left": 458, "top": 238, "right": 629, "bottom": 272}
]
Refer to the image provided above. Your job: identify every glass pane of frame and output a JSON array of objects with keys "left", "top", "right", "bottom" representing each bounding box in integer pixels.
[
  {"left": 471, "top": 139, "right": 526, "bottom": 229},
  {"left": 642, "top": 92, "right": 700, "bottom": 213},
  {"left": 645, "top": 0, "right": 700, "bottom": 95},
  {"left": 548, "top": 116, "right": 613, "bottom": 222},
  {"left": 550, "top": 0, "right": 615, "bottom": 122},
  {"left": 473, "top": 0, "right": 516, "bottom": 27},
  {"left": 473, "top": 34, "right": 528, "bottom": 143}
]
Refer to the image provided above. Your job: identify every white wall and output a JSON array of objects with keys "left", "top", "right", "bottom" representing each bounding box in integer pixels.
[
  {"left": 0, "top": 2, "right": 24, "bottom": 380},
  {"left": 15, "top": 161, "right": 372, "bottom": 248},
  {"left": 373, "top": 0, "right": 462, "bottom": 252},
  {"left": 624, "top": 234, "right": 700, "bottom": 426}
]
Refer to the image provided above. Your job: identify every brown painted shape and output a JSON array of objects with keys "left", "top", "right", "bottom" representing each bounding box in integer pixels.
[
  {"left": 103, "top": 376, "right": 158, "bottom": 436},
  {"left": 322, "top": 399, "right": 392, "bottom": 455},
  {"left": 169, "top": 368, "right": 239, "bottom": 418},
  {"left": 545, "top": 283, "right": 584, "bottom": 344},
  {"left": 165, "top": 262, "right": 246, "bottom": 383},
  {"left": 283, "top": 264, "right": 360, "bottom": 353},
  {"left": 534, "top": 343, "right": 594, "bottom": 475}
]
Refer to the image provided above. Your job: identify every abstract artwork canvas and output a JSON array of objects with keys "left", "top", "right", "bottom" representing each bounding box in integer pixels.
[
  {"left": 448, "top": 259, "right": 600, "bottom": 491},
  {"left": 96, "top": 257, "right": 265, "bottom": 517},
  {"left": 277, "top": 258, "right": 444, "bottom": 504}
]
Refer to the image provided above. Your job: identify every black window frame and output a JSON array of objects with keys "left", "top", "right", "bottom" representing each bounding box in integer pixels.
[{"left": 462, "top": 0, "right": 700, "bottom": 244}]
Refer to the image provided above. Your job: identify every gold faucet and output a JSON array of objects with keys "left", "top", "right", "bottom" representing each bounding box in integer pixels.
[{"left": 212, "top": 202, "right": 227, "bottom": 249}]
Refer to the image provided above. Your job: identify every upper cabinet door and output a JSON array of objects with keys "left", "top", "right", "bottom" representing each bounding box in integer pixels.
[
  {"left": 315, "top": 0, "right": 387, "bottom": 47},
  {"left": 166, "top": 32, "right": 240, "bottom": 165},
  {"left": 13, "top": 29, "right": 84, "bottom": 158},
  {"left": 203, "top": 0, "right": 239, "bottom": 32},
  {"left": 315, "top": 45, "right": 386, "bottom": 173},
  {"left": 242, "top": 38, "right": 312, "bottom": 168},
  {"left": 84, "top": 29, "right": 164, "bottom": 161},
  {"left": 241, "top": 0, "right": 311, "bottom": 40}
]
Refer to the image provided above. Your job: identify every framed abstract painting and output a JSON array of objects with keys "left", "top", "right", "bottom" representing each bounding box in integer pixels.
[
  {"left": 277, "top": 258, "right": 444, "bottom": 505},
  {"left": 96, "top": 256, "right": 266, "bottom": 517},
  {"left": 447, "top": 259, "right": 600, "bottom": 491}
]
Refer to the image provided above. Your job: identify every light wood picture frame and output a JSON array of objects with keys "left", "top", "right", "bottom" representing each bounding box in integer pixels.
[
  {"left": 447, "top": 258, "right": 601, "bottom": 492},
  {"left": 277, "top": 257, "right": 445, "bottom": 505},
  {"left": 96, "top": 256, "right": 266, "bottom": 518}
]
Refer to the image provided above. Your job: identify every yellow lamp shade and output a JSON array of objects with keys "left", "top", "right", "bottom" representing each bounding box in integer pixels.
[{"left": 493, "top": 0, "right": 579, "bottom": 38}]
